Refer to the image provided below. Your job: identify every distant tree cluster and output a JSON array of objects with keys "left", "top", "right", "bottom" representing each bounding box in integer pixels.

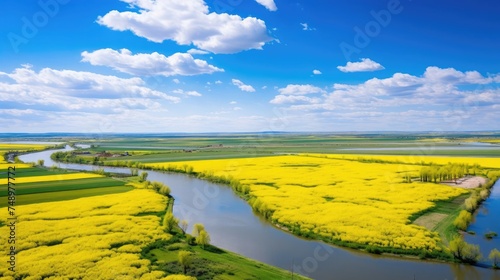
[{"left": 419, "top": 163, "right": 481, "bottom": 183}]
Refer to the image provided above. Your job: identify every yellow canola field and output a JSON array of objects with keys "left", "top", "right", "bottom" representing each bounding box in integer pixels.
[
  {"left": 0, "top": 172, "right": 102, "bottom": 185},
  {"left": 0, "top": 143, "right": 49, "bottom": 151},
  {"left": 0, "top": 143, "right": 50, "bottom": 165},
  {"left": 0, "top": 163, "right": 32, "bottom": 169},
  {"left": 0, "top": 189, "right": 176, "bottom": 280},
  {"left": 314, "top": 154, "right": 500, "bottom": 169},
  {"left": 149, "top": 155, "right": 469, "bottom": 251}
]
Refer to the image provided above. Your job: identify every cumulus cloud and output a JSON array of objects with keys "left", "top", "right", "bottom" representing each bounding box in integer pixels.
[
  {"left": 81, "top": 48, "right": 223, "bottom": 77},
  {"left": 270, "top": 95, "right": 321, "bottom": 104},
  {"left": 423, "top": 66, "right": 494, "bottom": 85},
  {"left": 187, "top": 48, "right": 209, "bottom": 55},
  {"left": 97, "top": 0, "right": 273, "bottom": 54},
  {"left": 0, "top": 66, "right": 179, "bottom": 114},
  {"left": 255, "top": 0, "right": 277, "bottom": 11},
  {"left": 313, "top": 69, "right": 322, "bottom": 75},
  {"left": 172, "top": 89, "right": 202, "bottom": 97},
  {"left": 337, "top": 58, "right": 385, "bottom": 73},
  {"left": 278, "top": 84, "right": 326, "bottom": 95},
  {"left": 268, "top": 67, "right": 500, "bottom": 131},
  {"left": 269, "top": 84, "right": 325, "bottom": 105},
  {"left": 232, "top": 79, "right": 256, "bottom": 92},
  {"left": 300, "top": 23, "right": 315, "bottom": 31}
]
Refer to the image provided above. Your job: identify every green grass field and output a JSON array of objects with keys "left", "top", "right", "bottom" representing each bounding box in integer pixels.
[
  {"left": 1, "top": 186, "right": 133, "bottom": 207},
  {"left": 143, "top": 234, "right": 310, "bottom": 280},
  {"left": 75, "top": 135, "right": 500, "bottom": 163},
  {"left": 0, "top": 177, "right": 127, "bottom": 196},
  {"left": 0, "top": 165, "right": 132, "bottom": 207},
  {"left": 0, "top": 167, "right": 76, "bottom": 177},
  {"left": 411, "top": 193, "right": 469, "bottom": 245}
]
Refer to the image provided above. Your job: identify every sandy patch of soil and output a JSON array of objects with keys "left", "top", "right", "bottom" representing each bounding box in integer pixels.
[{"left": 442, "top": 176, "right": 487, "bottom": 189}]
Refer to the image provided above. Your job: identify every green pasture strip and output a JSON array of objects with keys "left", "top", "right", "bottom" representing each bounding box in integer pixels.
[
  {"left": 0, "top": 167, "right": 77, "bottom": 178},
  {"left": 432, "top": 194, "right": 469, "bottom": 245},
  {"left": 106, "top": 150, "right": 276, "bottom": 163},
  {"left": 0, "top": 186, "right": 132, "bottom": 207},
  {"left": 149, "top": 245, "right": 309, "bottom": 280},
  {"left": 0, "top": 177, "right": 127, "bottom": 196}
]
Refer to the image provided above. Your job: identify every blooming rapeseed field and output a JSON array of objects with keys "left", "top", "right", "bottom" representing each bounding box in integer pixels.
[
  {"left": 317, "top": 154, "right": 500, "bottom": 169},
  {"left": 0, "top": 143, "right": 49, "bottom": 151},
  {"left": 148, "top": 155, "right": 476, "bottom": 252},
  {"left": 0, "top": 189, "right": 180, "bottom": 279},
  {"left": 0, "top": 143, "right": 50, "bottom": 167}
]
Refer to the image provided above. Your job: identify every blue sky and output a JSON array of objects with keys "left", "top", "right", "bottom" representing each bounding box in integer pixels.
[{"left": 1, "top": 0, "right": 499, "bottom": 133}]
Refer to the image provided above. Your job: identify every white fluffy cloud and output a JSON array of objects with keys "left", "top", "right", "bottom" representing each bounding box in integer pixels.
[
  {"left": 81, "top": 48, "right": 223, "bottom": 77},
  {"left": 172, "top": 89, "right": 202, "bottom": 97},
  {"left": 337, "top": 58, "right": 385, "bottom": 73},
  {"left": 232, "top": 79, "right": 256, "bottom": 92},
  {"left": 97, "top": 0, "right": 272, "bottom": 54},
  {"left": 313, "top": 69, "right": 322, "bottom": 75},
  {"left": 255, "top": 0, "right": 277, "bottom": 11},
  {"left": 0, "top": 66, "right": 180, "bottom": 113},
  {"left": 270, "top": 95, "right": 321, "bottom": 104},
  {"left": 278, "top": 84, "right": 326, "bottom": 95},
  {"left": 270, "top": 84, "right": 326, "bottom": 104},
  {"left": 187, "top": 48, "right": 209, "bottom": 55},
  {"left": 273, "top": 67, "right": 499, "bottom": 112},
  {"left": 268, "top": 67, "right": 500, "bottom": 130}
]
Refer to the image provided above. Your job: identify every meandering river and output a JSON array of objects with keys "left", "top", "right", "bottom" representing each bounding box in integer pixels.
[{"left": 18, "top": 147, "right": 500, "bottom": 280}]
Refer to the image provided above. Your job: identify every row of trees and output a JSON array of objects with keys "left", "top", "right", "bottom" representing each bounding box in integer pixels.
[
  {"left": 419, "top": 163, "right": 481, "bottom": 183},
  {"left": 140, "top": 178, "right": 171, "bottom": 197},
  {"left": 449, "top": 237, "right": 481, "bottom": 263},
  {"left": 449, "top": 237, "right": 500, "bottom": 267},
  {"left": 453, "top": 173, "right": 498, "bottom": 231}
]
